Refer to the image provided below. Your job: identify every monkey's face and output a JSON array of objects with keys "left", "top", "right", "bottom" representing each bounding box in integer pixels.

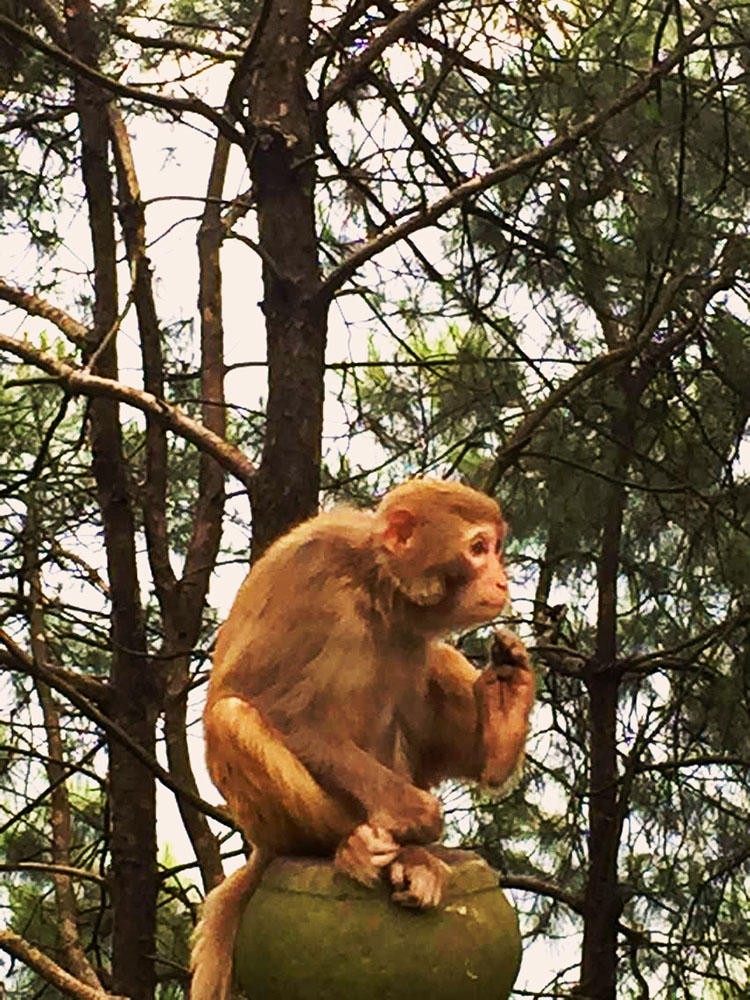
[
  {"left": 438, "top": 522, "right": 509, "bottom": 628},
  {"left": 380, "top": 510, "right": 508, "bottom": 630}
]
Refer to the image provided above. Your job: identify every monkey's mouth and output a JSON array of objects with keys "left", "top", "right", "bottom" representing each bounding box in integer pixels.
[
  {"left": 483, "top": 591, "right": 508, "bottom": 607},
  {"left": 479, "top": 597, "right": 508, "bottom": 616}
]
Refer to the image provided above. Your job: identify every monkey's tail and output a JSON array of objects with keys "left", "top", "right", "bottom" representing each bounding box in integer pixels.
[{"left": 190, "top": 847, "right": 271, "bottom": 1000}]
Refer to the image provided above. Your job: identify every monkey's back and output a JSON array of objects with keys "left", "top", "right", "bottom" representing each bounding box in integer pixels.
[{"left": 207, "top": 508, "right": 380, "bottom": 710}]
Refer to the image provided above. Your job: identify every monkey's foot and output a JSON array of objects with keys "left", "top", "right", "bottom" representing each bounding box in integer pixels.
[
  {"left": 389, "top": 845, "right": 450, "bottom": 909},
  {"left": 335, "top": 823, "right": 400, "bottom": 886}
]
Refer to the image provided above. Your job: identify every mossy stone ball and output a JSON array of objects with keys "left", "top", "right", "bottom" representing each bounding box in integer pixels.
[{"left": 234, "top": 850, "right": 522, "bottom": 1000}]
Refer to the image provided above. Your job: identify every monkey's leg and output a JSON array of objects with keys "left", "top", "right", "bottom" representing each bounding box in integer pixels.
[
  {"left": 281, "top": 727, "right": 445, "bottom": 845},
  {"left": 193, "top": 697, "right": 396, "bottom": 1000},
  {"left": 205, "top": 695, "right": 357, "bottom": 853}
]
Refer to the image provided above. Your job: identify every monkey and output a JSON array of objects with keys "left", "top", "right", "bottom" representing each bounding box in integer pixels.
[{"left": 190, "top": 479, "right": 535, "bottom": 1000}]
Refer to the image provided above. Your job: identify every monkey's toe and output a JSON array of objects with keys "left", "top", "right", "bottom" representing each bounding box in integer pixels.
[{"left": 388, "top": 846, "right": 449, "bottom": 909}]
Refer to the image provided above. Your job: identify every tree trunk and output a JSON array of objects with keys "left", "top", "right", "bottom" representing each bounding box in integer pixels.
[
  {"left": 241, "top": 0, "right": 326, "bottom": 553},
  {"left": 66, "top": 4, "right": 158, "bottom": 996},
  {"left": 579, "top": 664, "right": 621, "bottom": 1000},
  {"left": 23, "top": 503, "right": 102, "bottom": 991},
  {"left": 578, "top": 379, "right": 638, "bottom": 1000}
]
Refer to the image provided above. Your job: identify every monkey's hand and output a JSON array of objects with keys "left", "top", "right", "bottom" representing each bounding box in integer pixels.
[
  {"left": 475, "top": 629, "right": 535, "bottom": 789},
  {"left": 476, "top": 628, "right": 535, "bottom": 710},
  {"left": 335, "top": 823, "right": 399, "bottom": 887},
  {"left": 389, "top": 845, "right": 450, "bottom": 909},
  {"left": 474, "top": 629, "right": 536, "bottom": 729},
  {"left": 488, "top": 628, "right": 533, "bottom": 681}
]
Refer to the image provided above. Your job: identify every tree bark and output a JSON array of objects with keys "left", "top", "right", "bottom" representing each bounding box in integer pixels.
[
  {"left": 161, "top": 131, "right": 233, "bottom": 894},
  {"left": 241, "top": 0, "right": 326, "bottom": 554},
  {"left": 578, "top": 376, "right": 639, "bottom": 1000},
  {"left": 23, "top": 503, "right": 102, "bottom": 991},
  {"left": 66, "top": 4, "right": 157, "bottom": 997},
  {"left": 111, "top": 62, "right": 230, "bottom": 895}
]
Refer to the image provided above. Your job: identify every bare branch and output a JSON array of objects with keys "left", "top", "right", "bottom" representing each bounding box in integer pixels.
[
  {"left": 0, "top": 105, "right": 73, "bottom": 134},
  {"left": 500, "top": 874, "right": 585, "bottom": 915},
  {"left": 635, "top": 754, "right": 750, "bottom": 774},
  {"left": 0, "top": 862, "right": 106, "bottom": 885},
  {"left": 0, "top": 333, "right": 256, "bottom": 489},
  {"left": 0, "top": 631, "right": 232, "bottom": 828},
  {"left": 623, "top": 604, "right": 750, "bottom": 675},
  {"left": 319, "top": 5, "right": 716, "bottom": 299},
  {"left": 483, "top": 261, "right": 743, "bottom": 492},
  {"left": 320, "top": 0, "right": 443, "bottom": 110},
  {"left": 0, "top": 14, "right": 246, "bottom": 146},
  {"left": 112, "top": 27, "right": 241, "bottom": 61},
  {"left": 0, "top": 927, "right": 125, "bottom": 1000},
  {"left": 0, "top": 278, "right": 88, "bottom": 347},
  {"left": 22, "top": 505, "right": 103, "bottom": 991}
]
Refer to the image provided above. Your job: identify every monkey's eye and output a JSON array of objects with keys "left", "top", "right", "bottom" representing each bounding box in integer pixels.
[{"left": 471, "top": 537, "right": 490, "bottom": 556}]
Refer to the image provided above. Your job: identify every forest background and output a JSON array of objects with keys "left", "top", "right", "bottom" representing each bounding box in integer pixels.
[{"left": 0, "top": 0, "right": 749, "bottom": 998}]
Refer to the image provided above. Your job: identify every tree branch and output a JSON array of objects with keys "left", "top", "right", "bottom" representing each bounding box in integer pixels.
[
  {"left": 0, "top": 278, "right": 88, "bottom": 347},
  {"left": 623, "top": 604, "right": 750, "bottom": 674},
  {"left": 483, "top": 259, "right": 743, "bottom": 492},
  {"left": 0, "top": 927, "right": 125, "bottom": 1000},
  {"left": 0, "top": 632, "right": 232, "bottom": 828},
  {"left": 320, "top": 0, "right": 443, "bottom": 110},
  {"left": 0, "top": 333, "right": 256, "bottom": 489},
  {"left": 499, "top": 874, "right": 585, "bottom": 915},
  {"left": 318, "top": 5, "right": 716, "bottom": 299},
  {"left": 23, "top": 506, "right": 102, "bottom": 991},
  {"left": 635, "top": 754, "right": 750, "bottom": 774},
  {"left": 112, "top": 27, "right": 241, "bottom": 61},
  {"left": 109, "top": 106, "right": 177, "bottom": 602},
  {"left": 0, "top": 862, "right": 106, "bottom": 885},
  {"left": 0, "top": 14, "right": 246, "bottom": 146}
]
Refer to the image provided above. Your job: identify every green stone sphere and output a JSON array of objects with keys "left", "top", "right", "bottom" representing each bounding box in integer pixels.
[{"left": 234, "top": 850, "right": 522, "bottom": 1000}]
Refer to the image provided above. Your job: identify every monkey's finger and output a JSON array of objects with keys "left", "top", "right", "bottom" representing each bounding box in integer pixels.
[
  {"left": 490, "top": 630, "right": 532, "bottom": 674},
  {"left": 491, "top": 627, "right": 524, "bottom": 647},
  {"left": 389, "top": 853, "right": 447, "bottom": 909},
  {"left": 358, "top": 847, "right": 400, "bottom": 870},
  {"left": 335, "top": 823, "right": 399, "bottom": 884},
  {"left": 355, "top": 823, "right": 400, "bottom": 863},
  {"left": 359, "top": 822, "right": 399, "bottom": 848},
  {"left": 389, "top": 860, "right": 406, "bottom": 890},
  {"left": 391, "top": 868, "right": 441, "bottom": 909},
  {"left": 371, "top": 849, "right": 400, "bottom": 867},
  {"left": 334, "top": 844, "right": 380, "bottom": 885},
  {"left": 491, "top": 632, "right": 527, "bottom": 661}
]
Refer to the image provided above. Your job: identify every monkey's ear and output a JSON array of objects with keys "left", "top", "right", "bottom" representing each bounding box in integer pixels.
[
  {"left": 380, "top": 507, "right": 447, "bottom": 605},
  {"left": 397, "top": 573, "right": 446, "bottom": 606},
  {"left": 382, "top": 508, "right": 416, "bottom": 551}
]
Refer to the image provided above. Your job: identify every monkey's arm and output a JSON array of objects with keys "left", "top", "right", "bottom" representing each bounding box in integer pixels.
[
  {"left": 415, "top": 631, "right": 535, "bottom": 790},
  {"left": 475, "top": 629, "right": 535, "bottom": 788}
]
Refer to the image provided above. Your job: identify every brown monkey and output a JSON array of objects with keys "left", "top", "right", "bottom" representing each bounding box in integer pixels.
[{"left": 190, "top": 479, "right": 535, "bottom": 1000}]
